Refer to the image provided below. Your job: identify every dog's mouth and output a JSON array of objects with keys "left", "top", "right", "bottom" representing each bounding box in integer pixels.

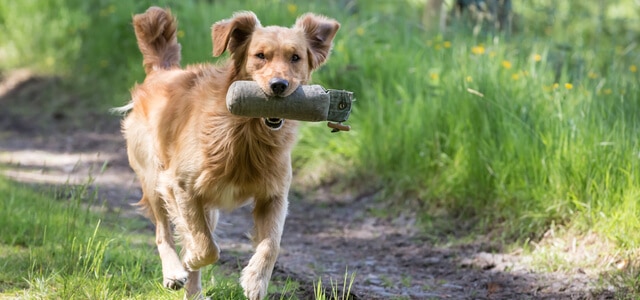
[{"left": 264, "top": 118, "right": 284, "bottom": 130}]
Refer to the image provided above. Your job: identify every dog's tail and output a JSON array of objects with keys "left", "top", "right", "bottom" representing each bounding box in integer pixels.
[{"left": 133, "top": 7, "right": 181, "bottom": 74}]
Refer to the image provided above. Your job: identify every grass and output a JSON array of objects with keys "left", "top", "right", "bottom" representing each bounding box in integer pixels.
[
  {"left": 302, "top": 0, "right": 640, "bottom": 246},
  {"left": 0, "top": 177, "right": 316, "bottom": 299},
  {"left": 314, "top": 269, "right": 355, "bottom": 300},
  {"left": 0, "top": 177, "right": 164, "bottom": 299},
  {"left": 2, "top": 0, "right": 640, "bottom": 296}
]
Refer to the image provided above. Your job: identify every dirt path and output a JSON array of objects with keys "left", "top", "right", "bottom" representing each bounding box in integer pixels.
[{"left": 0, "top": 73, "right": 615, "bottom": 299}]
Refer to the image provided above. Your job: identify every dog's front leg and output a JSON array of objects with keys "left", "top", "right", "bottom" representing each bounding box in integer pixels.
[
  {"left": 183, "top": 270, "right": 202, "bottom": 300},
  {"left": 240, "top": 193, "right": 289, "bottom": 300},
  {"left": 171, "top": 184, "right": 220, "bottom": 272}
]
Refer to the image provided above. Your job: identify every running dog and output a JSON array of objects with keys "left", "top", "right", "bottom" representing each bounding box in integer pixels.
[{"left": 118, "top": 7, "right": 339, "bottom": 299}]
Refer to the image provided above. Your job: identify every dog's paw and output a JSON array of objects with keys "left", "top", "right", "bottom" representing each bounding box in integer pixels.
[
  {"left": 163, "top": 270, "right": 189, "bottom": 290},
  {"left": 240, "top": 267, "right": 268, "bottom": 300}
]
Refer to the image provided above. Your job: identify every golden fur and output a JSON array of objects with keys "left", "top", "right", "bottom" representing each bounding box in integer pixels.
[{"left": 119, "top": 7, "right": 339, "bottom": 300}]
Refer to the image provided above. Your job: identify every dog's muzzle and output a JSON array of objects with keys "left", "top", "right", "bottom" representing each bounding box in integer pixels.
[{"left": 264, "top": 118, "right": 284, "bottom": 130}]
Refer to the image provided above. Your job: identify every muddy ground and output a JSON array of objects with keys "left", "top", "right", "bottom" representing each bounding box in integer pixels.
[{"left": 0, "top": 72, "right": 619, "bottom": 299}]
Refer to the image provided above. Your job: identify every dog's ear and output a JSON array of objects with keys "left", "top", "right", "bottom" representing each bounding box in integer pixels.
[
  {"left": 295, "top": 14, "right": 340, "bottom": 70},
  {"left": 212, "top": 11, "right": 260, "bottom": 57}
]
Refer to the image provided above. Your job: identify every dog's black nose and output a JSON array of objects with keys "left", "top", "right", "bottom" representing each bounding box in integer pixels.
[{"left": 269, "top": 78, "right": 288, "bottom": 95}]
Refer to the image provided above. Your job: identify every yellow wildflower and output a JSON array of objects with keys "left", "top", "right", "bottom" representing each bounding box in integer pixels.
[
  {"left": 501, "top": 60, "right": 512, "bottom": 69},
  {"left": 356, "top": 27, "right": 365, "bottom": 36},
  {"left": 553, "top": 83, "right": 559, "bottom": 89},
  {"left": 564, "top": 83, "right": 573, "bottom": 90},
  {"left": 630, "top": 65, "right": 638, "bottom": 73},
  {"left": 533, "top": 54, "right": 542, "bottom": 62},
  {"left": 471, "top": 45, "right": 485, "bottom": 55},
  {"left": 287, "top": 4, "right": 298, "bottom": 14},
  {"left": 466, "top": 76, "right": 473, "bottom": 82},
  {"left": 604, "top": 88, "right": 612, "bottom": 95},
  {"left": 443, "top": 41, "right": 451, "bottom": 48},
  {"left": 430, "top": 73, "right": 439, "bottom": 81},
  {"left": 511, "top": 73, "right": 519, "bottom": 80},
  {"left": 434, "top": 44, "right": 442, "bottom": 50},
  {"left": 588, "top": 71, "right": 598, "bottom": 79},
  {"left": 177, "top": 30, "right": 185, "bottom": 38}
]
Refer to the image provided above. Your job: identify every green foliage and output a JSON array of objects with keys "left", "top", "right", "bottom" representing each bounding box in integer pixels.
[{"left": 0, "top": 0, "right": 88, "bottom": 73}]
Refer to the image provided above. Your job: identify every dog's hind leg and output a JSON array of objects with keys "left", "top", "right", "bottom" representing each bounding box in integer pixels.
[{"left": 240, "top": 192, "right": 289, "bottom": 300}]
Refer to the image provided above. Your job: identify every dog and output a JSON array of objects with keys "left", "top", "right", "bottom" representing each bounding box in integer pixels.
[{"left": 118, "top": 7, "right": 339, "bottom": 300}]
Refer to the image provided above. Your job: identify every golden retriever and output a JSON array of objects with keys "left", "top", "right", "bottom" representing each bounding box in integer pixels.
[{"left": 118, "top": 6, "right": 339, "bottom": 300}]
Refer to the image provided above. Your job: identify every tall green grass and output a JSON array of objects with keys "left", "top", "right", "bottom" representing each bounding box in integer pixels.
[
  {"left": 0, "top": 177, "right": 308, "bottom": 298},
  {"left": 300, "top": 1, "right": 640, "bottom": 246},
  {"left": 0, "top": 177, "right": 164, "bottom": 299},
  {"left": 1, "top": 0, "right": 640, "bottom": 253}
]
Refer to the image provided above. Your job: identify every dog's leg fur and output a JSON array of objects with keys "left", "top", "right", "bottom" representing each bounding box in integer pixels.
[
  {"left": 168, "top": 181, "right": 220, "bottom": 272},
  {"left": 240, "top": 176, "right": 291, "bottom": 299},
  {"left": 182, "top": 209, "right": 217, "bottom": 297},
  {"left": 123, "top": 116, "right": 188, "bottom": 289},
  {"left": 185, "top": 270, "right": 202, "bottom": 298},
  {"left": 241, "top": 196, "right": 289, "bottom": 299},
  {"left": 148, "top": 192, "right": 189, "bottom": 289}
]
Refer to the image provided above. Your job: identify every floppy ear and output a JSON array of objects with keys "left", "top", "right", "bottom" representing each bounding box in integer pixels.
[
  {"left": 295, "top": 14, "right": 340, "bottom": 69},
  {"left": 212, "top": 11, "right": 260, "bottom": 57}
]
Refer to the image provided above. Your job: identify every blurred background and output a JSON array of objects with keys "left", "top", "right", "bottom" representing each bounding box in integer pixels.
[{"left": 1, "top": 0, "right": 640, "bottom": 296}]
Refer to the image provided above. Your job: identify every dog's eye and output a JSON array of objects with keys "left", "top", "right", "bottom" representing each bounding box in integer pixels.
[
  {"left": 256, "top": 53, "right": 265, "bottom": 59},
  {"left": 291, "top": 54, "right": 300, "bottom": 62}
]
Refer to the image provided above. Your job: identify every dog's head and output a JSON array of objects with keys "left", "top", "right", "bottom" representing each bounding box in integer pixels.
[{"left": 212, "top": 12, "right": 340, "bottom": 130}]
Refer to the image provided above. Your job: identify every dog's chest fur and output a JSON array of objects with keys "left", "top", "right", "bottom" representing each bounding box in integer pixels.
[{"left": 191, "top": 117, "right": 297, "bottom": 207}]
